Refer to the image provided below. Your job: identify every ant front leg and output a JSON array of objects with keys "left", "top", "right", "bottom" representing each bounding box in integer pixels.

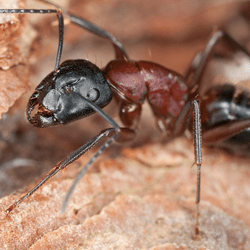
[
  {"left": 6, "top": 97, "right": 135, "bottom": 213},
  {"left": 119, "top": 101, "right": 142, "bottom": 129},
  {"left": 61, "top": 100, "right": 140, "bottom": 211}
]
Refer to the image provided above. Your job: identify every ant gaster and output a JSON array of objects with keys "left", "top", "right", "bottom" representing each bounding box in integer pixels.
[{"left": 2, "top": 0, "right": 250, "bottom": 238}]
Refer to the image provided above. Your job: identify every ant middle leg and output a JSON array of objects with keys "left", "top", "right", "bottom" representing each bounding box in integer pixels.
[{"left": 169, "top": 99, "right": 202, "bottom": 237}]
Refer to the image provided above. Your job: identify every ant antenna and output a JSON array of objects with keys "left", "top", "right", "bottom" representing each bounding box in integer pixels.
[
  {"left": 0, "top": 7, "right": 64, "bottom": 71},
  {"left": 54, "top": 11, "right": 64, "bottom": 70}
]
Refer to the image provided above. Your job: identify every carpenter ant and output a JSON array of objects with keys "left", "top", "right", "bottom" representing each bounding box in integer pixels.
[{"left": 1, "top": 0, "right": 250, "bottom": 238}]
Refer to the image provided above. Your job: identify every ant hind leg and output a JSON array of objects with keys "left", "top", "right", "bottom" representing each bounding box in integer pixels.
[{"left": 185, "top": 30, "right": 250, "bottom": 92}]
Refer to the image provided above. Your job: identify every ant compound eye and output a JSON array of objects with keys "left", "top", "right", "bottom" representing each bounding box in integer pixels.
[
  {"left": 63, "top": 85, "right": 73, "bottom": 93},
  {"left": 86, "top": 88, "right": 100, "bottom": 102}
]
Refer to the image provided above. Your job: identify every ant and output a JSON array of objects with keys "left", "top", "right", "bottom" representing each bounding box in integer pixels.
[{"left": 1, "top": 0, "right": 250, "bottom": 238}]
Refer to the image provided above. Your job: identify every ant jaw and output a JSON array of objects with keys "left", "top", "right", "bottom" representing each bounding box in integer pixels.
[
  {"left": 27, "top": 103, "right": 62, "bottom": 128},
  {"left": 27, "top": 92, "right": 62, "bottom": 128}
]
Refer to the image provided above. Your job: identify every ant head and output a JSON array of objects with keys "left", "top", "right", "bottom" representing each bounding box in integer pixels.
[{"left": 27, "top": 60, "right": 113, "bottom": 127}]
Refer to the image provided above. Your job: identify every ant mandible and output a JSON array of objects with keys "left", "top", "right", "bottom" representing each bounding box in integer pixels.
[{"left": 2, "top": 0, "right": 250, "bottom": 237}]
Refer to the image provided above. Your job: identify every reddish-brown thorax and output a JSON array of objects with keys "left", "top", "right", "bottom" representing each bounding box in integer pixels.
[{"left": 104, "top": 60, "right": 188, "bottom": 127}]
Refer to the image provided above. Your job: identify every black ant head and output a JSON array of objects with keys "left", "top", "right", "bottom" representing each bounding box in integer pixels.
[{"left": 27, "top": 60, "right": 113, "bottom": 127}]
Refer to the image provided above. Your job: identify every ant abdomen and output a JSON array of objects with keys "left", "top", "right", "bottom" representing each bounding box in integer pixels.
[{"left": 201, "top": 84, "right": 250, "bottom": 153}]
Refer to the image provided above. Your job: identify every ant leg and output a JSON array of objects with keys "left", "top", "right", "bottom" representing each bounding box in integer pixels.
[
  {"left": 37, "top": 0, "right": 129, "bottom": 60},
  {"left": 185, "top": 30, "right": 250, "bottom": 91},
  {"left": 61, "top": 126, "right": 136, "bottom": 212},
  {"left": 5, "top": 128, "right": 118, "bottom": 213},
  {"left": 171, "top": 101, "right": 194, "bottom": 138},
  {"left": 192, "top": 100, "right": 202, "bottom": 237},
  {"left": 6, "top": 98, "right": 136, "bottom": 213},
  {"left": 202, "top": 119, "right": 250, "bottom": 144},
  {"left": 171, "top": 99, "right": 202, "bottom": 237},
  {"left": 119, "top": 101, "right": 142, "bottom": 129},
  {"left": 0, "top": 7, "right": 64, "bottom": 71}
]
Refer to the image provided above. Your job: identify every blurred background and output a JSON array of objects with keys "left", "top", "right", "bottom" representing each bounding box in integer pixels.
[{"left": 0, "top": 0, "right": 250, "bottom": 197}]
